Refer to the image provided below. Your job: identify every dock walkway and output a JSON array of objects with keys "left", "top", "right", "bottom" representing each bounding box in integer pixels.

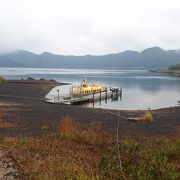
[{"left": 46, "top": 90, "right": 122, "bottom": 105}]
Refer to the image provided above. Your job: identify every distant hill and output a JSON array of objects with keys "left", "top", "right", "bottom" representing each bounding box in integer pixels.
[{"left": 0, "top": 47, "right": 180, "bottom": 69}]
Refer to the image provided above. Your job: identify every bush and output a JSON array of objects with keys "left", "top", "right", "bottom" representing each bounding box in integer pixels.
[
  {"left": 138, "top": 111, "right": 153, "bottom": 123},
  {"left": 59, "top": 116, "right": 76, "bottom": 137},
  {"left": 0, "top": 76, "right": 5, "bottom": 85},
  {"left": 99, "top": 138, "right": 180, "bottom": 180},
  {"left": 58, "top": 116, "right": 113, "bottom": 145},
  {"left": 0, "top": 130, "right": 179, "bottom": 179}
]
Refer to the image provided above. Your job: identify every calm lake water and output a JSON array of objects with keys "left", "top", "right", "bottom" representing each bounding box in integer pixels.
[{"left": 0, "top": 67, "right": 180, "bottom": 110}]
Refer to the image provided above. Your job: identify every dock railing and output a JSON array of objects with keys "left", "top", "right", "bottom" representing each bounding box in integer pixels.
[{"left": 45, "top": 86, "right": 123, "bottom": 105}]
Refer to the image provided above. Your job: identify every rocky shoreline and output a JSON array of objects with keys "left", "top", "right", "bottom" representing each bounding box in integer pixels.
[{"left": 0, "top": 79, "right": 179, "bottom": 138}]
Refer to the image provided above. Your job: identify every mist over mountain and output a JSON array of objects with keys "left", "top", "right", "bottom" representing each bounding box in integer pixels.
[{"left": 0, "top": 47, "right": 180, "bottom": 69}]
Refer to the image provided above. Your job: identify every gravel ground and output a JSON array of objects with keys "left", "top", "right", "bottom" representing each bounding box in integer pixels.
[{"left": 0, "top": 80, "right": 179, "bottom": 137}]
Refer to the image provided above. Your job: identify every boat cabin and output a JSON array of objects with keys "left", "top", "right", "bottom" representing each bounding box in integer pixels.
[{"left": 70, "top": 80, "right": 106, "bottom": 95}]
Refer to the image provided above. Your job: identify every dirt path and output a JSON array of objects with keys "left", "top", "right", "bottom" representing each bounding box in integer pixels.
[{"left": 0, "top": 149, "right": 25, "bottom": 180}]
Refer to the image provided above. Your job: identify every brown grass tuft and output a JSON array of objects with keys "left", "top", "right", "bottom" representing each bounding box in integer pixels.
[
  {"left": 59, "top": 116, "right": 76, "bottom": 136},
  {"left": 59, "top": 116, "right": 113, "bottom": 145},
  {"left": 138, "top": 111, "right": 153, "bottom": 123},
  {"left": 0, "top": 111, "right": 15, "bottom": 128},
  {"left": 0, "top": 76, "right": 5, "bottom": 85}
]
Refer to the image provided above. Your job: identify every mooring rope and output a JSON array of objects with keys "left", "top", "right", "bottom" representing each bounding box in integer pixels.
[
  {"left": 99, "top": 108, "right": 127, "bottom": 180},
  {"left": 116, "top": 112, "right": 126, "bottom": 179},
  {"left": 100, "top": 108, "right": 129, "bottom": 120}
]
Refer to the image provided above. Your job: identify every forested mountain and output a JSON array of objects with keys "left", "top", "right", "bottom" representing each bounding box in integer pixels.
[{"left": 0, "top": 47, "right": 180, "bottom": 69}]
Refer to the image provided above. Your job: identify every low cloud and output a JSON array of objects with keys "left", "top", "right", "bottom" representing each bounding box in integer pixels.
[{"left": 0, "top": 0, "right": 180, "bottom": 55}]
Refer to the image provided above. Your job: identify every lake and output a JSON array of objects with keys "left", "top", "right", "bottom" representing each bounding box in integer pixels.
[{"left": 0, "top": 67, "right": 180, "bottom": 110}]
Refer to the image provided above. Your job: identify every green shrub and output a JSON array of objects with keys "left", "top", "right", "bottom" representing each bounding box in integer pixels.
[
  {"left": 99, "top": 138, "right": 180, "bottom": 180},
  {"left": 0, "top": 127, "right": 179, "bottom": 179}
]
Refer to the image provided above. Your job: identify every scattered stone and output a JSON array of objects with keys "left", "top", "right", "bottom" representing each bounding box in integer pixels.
[
  {"left": 27, "top": 77, "right": 35, "bottom": 80},
  {"left": 0, "top": 149, "right": 26, "bottom": 180}
]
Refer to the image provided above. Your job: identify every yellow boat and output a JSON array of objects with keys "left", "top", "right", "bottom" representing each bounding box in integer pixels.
[{"left": 70, "top": 80, "right": 107, "bottom": 95}]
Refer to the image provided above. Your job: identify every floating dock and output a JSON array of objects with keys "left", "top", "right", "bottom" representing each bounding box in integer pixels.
[{"left": 45, "top": 88, "right": 122, "bottom": 105}]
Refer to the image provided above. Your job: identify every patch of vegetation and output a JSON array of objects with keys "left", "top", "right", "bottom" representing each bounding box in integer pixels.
[
  {"left": 59, "top": 116, "right": 113, "bottom": 145},
  {"left": 129, "top": 111, "right": 154, "bottom": 123},
  {"left": 0, "top": 76, "right": 5, "bottom": 85},
  {"left": 137, "top": 111, "right": 153, "bottom": 122},
  {"left": 99, "top": 138, "right": 180, "bottom": 179},
  {"left": 0, "top": 116, "right": 179, "bottom": 179},
  {"left": 0, "top": 112, "right": 15, "bottom": 128},
  {"left": 168, "top": 64, "right": 180, "bottom": 70}
]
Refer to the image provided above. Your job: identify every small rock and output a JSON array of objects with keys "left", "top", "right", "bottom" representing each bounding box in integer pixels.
[{"left": 27, "top": 77, "right": 35, "bottom": 80}]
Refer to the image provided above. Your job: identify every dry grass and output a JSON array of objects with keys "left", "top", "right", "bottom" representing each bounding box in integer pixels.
[
  {"left": 59, "top": 116, "right": 113, "bottom": 145},
  {"left": 0, "top": 133, "right": 179, "bottom": 179},
  {"left": 0, "top": 134, "right": 102, "bottom": 179},
  {"left": 0, "top": 76, "right": 5, "bottom": 85},
  {"left": 59, "top": 116, "right": 76, "bottom": 136},
  {"left": 0, "top": 116, "right": 180, "bottom": 180},
  {"left": 137, "top": 111, "right": 153, "bottom": 123},
  {"left": 0, "top": 116, "right": 179, "bottom": 179},
  {"left": 0, "top": 111, "right": 15, "bottom": 128}
]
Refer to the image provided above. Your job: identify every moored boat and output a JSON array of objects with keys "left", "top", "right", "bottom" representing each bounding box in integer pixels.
[{"left": 70, "top": 80, "right": 107, "bottom": 95}]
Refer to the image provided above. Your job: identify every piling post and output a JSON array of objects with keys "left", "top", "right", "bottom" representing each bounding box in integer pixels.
[
  {"left": 99, "top": 90, "right": 102, "bottom": 106},
  {"left": 111, "top": 89, "right": 113, "bottom": 102},
  {"left": 116, "top": 89, "right": 118, "bottom": 97},
  {"left": 105, "top": 88, "right": 108, "bottom": 104},
  {"left": 57, "top": 89, "right": 60, "bottom": 102},
  {"left": 120, "top": 86, "right": 122, "bottom": 100},
  {"left": 93, "top": 91, "right": 95, "bottom": 107}
]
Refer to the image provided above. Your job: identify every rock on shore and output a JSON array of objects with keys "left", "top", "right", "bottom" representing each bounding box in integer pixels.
[{"left": 0, "top": 149, "right": 25, "bottom": 179}]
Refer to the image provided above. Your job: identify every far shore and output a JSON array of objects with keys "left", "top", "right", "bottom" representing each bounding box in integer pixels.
[{"left": 151, "top": 69, "right": 180, "bottom": 76}]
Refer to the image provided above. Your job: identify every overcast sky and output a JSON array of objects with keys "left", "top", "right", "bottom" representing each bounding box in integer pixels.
[{"left": 0, "top": 0, "right": 180, "bottom": 55}]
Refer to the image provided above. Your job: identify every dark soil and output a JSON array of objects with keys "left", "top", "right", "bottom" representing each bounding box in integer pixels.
[{"left": 0, "top": 80, "right": 179, "bottom": 137}]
